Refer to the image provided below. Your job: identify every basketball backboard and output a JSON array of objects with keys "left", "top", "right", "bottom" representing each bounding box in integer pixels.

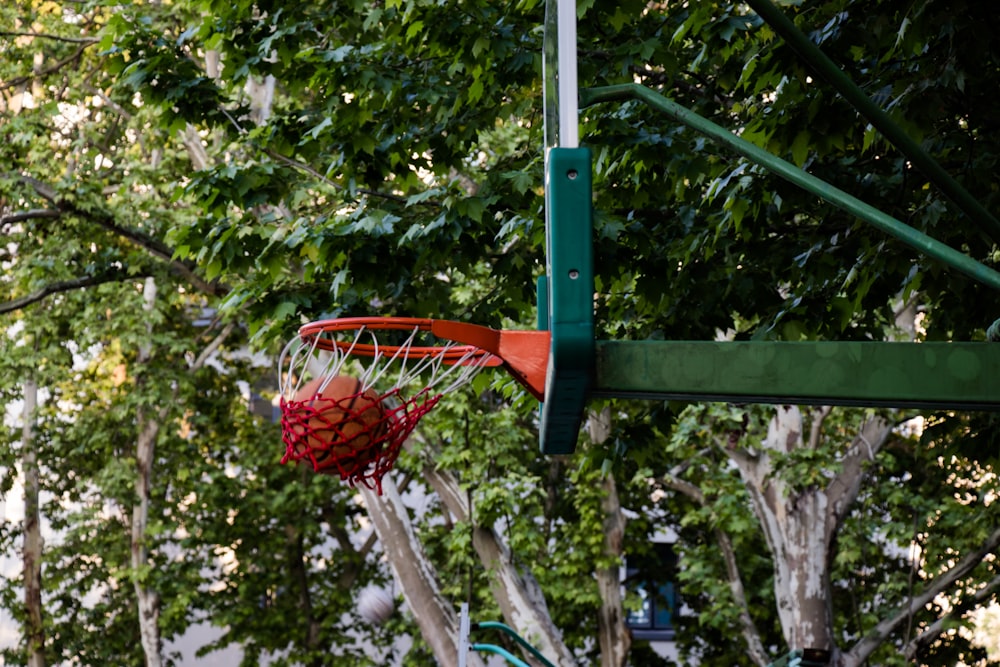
[
  {"left": 535, "top": 0, "right": 1000, "bottom": 456},
  {"left": 539, "top": 0, "right": 596, "bottom": 455}
]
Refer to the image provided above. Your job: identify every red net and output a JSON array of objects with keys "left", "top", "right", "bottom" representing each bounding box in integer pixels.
[
  {"left": 280, "top": 386, "right": 441, "bottom": 492},
  {"left": 278, "top": 319, "right": 501, "bottom": 494}
]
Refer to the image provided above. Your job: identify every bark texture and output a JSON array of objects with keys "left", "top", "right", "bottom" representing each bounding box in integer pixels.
[
  {"left": 22, "top": 377, "right": 45, "bottom": 667},
  {"left": 729, "top": 406, "right": 892, "bottom": 664},
  {"left": 132, "top": 277, "right": 163, "bottom": 667},
  {"left": 359, "top": 478, "right": 485, "bottom": 667},
  {"left": 423, "top": 465, "right": 577, "bottom": 667},
  {"left": 589, "top": 408, "right": 631, "bottom": 667}
]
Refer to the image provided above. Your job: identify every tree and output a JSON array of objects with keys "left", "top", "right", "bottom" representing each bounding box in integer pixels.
[
  {"left": 1, "top": 2, "right": 396, "bottom": 665},
  {"left": 3, "top": 0, "right": 1000, "bottom": 666}
]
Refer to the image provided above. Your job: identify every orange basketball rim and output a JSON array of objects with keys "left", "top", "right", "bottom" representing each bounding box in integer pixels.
[{"left": 277, "top": 317, "right": 550, "bottom": 492}]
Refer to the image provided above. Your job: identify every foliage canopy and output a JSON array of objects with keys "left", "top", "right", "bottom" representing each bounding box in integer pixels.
[{"left": 1, "top": 0, "right": 999, "bottom": 665}]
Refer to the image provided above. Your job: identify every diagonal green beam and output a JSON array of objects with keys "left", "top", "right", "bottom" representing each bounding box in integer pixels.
[
  {"left": 744, "top": 0, "right": 1000, "bottom": 244},
  {"left": 579, "top": 83, "right": 1000, "bottom": 293}
]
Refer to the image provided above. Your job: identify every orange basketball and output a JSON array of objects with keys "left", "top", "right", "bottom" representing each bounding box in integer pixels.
[{"left": 289, "top": 375, "right": 388, "bottom": 476}]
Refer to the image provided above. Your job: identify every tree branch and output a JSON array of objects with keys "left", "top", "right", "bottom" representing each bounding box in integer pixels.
[
  {"left": 657, "top": 473, "right": 768, "bottom": 666},
  {"left": 658, "top": 474, "right": 705, "bottom": 504},
  {"left": 806, "top": 406, "right": 833, "bottom": 449},
  {"left": 845, "top": 525, "right": 1000, "bottom": 665},
  {"left": 826, "top": 416, "right": 892, "bottom": 528},
  {"left": 15, "top": 174, "right": 227, "bottom": 296},
  {"left": 0, "top": 43, "right": 91, "bottom": 93},
  {"left": 0, "top": 271, "right": 136, "bottom": 314},
  {"left": 715, "top": 528, "right": 770, "bottom": 667},
  {"left": 264, "top": 148, "right": 438, "bottom": 206},
  {"left": 187, "top": 322, "right": 236, "bottom": 371},
  {"left": 82, "top": 83, "right": 133, "bottom": 120},
  {"left": 415, "top": 437, "right": 576, "bottom": 667},
  {"left": 1, "top": 209, "right": 61, "bottom": 226},
  {"left": 903, "top": 574, "right": 1000, "bottom": 661},
  {"left": 0, "top": 31, "right": 99, "bottom": 44}
]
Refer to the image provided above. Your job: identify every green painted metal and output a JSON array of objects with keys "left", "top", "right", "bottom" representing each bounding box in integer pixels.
[
  {"left": 537, "top": 274, "right": 549, "bottom": 332},
  {"left": 594, "top": 340, "right": 1000, "bottom": 409},
  {"left": 578, "top": 84, "right": 1000, "bottom": 293},
  {"left": 472, "top": 621, "right": 558, "bottom": 667},
  {"left": 540, "top": 147, "right": 595, "bottom": 454},
  {"left": 469, "top": 644, "right": 532, "bottom": 667},
  {"left": 744, "top": 0, "right": 1000, "bottom": 244}
]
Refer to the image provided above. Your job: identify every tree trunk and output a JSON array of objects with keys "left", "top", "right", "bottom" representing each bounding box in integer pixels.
[
  {"left": 22, "top": 377, "right": 45, "bottom": 667},
  {"left": 730, "top": 405, "right": 892, "bottom": 664},
  {"left": 359, "top": 478, "right": 485, "bottom": 667},
  {"left": 735, "top": 406, "right": 835, "bottom": 653},
  {"left": 596, "top": 473, "right": 629, "bottom": 667},
  {"left": 132, "top": 277, "right": 163, "bottom": 667},
  {"left": 422, "top": 465, "right": 577, "bottom": 667},
  {"left": 285, "top": 522, "right": 322, "bottom": 657},
  {"left": 589, "top": 408, "right": 631, "bottom": 667}
]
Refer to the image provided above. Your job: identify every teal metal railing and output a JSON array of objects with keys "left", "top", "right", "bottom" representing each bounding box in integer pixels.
[{"left": 470, "top": 621, "right": 558, "bottom": 667}]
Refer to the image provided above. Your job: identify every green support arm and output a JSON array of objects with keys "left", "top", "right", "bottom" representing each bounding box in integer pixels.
[
  {"left": 744, "top": 0, "right": 1000, "bottom": 244},
  {"left": 469, "top": 644, "right": 532, "bottom": 667},
  {"left": 471, "top": 621, "right": 558, "bottom": 667},
  {"left": 579, "top": 84, "right": 1000, "bottom": 293},
  {"left": 595, "top": 340, "right": 1000, "bottom": 409}
]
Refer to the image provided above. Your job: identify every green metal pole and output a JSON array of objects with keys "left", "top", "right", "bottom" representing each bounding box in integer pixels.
[
  {"left": 579, "top": 83, "right": 1000, "bottom": 293},
  {"left": 744, "top": 0, "right": 1000, "bottom": 244}
]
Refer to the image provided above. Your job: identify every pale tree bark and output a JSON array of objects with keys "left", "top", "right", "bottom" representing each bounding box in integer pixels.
[
  {"left": 128, "top": 285, "right": 233, "bottom": 667},
  {"left": 728, "top": 405, "right": 893, "bottom": 665},
  {"left": 179, "top": 50, "right": 218, "bottom": 172},
  {"left": 422, "top": 464, "right": 576, "bottom": 667},
  {"left": 179, "top": 54, "right": 292, "bottom": 225},
  {"left": 179, "top": 125, "right": 211, "bottom": 172},
  {"left": 596, "top": 474, "right": 628, "bottom": 667},
  {"left": 22, "top": 377, "right": 45, "bottom": 667},
  {"left": 588, "top": 407, "right": 631, "bottom": 667},
  {"left": 245, "top": 75, "right": 276, "bottom": 126},
  {"left": 358, "top": 478, "right": 485, "bottom": 667},
  {"left": 132, "top": 277, "right": 164, "bottom": 667},
  {"left": 659, "top": 467, "right": 768, "bottom": 666}
]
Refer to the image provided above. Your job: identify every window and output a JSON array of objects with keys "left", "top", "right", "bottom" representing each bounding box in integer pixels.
[{"left": 625, "top": 543, "right": 677, "bottom": 641}]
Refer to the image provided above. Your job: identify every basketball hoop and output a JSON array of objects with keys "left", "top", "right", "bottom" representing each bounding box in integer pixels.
[{"left": 278, "top": 317, "right": 549, "bottom": 492}]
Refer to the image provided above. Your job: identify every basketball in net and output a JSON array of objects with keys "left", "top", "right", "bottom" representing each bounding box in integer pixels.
[
  {"left": 282, "top": 375, "right": 390, "bottom": 476},
  {"left": 278, "top": 318, "right": 539, "bottom": 493}
]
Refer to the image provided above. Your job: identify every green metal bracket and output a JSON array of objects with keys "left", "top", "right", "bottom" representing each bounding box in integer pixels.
[
  {"left": 767, "top": 649, "right": 832, "bottom": 667},
  {"left": 595, "top": 340, "right": 1000, "bottom": 409},
  {"left": 540, "top": 147, "right": 595, "bottom": 454},
  {"left": 535, "top": 80, "right": 1000, "bottom": 455}
]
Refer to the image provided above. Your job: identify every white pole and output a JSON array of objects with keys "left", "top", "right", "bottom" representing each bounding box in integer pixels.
[
  {"left": 557, "top": 0, "right": 578, "bottom": 148},
  {"left": 458, "top": 602, "right": 470, "bottom": 667}
]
